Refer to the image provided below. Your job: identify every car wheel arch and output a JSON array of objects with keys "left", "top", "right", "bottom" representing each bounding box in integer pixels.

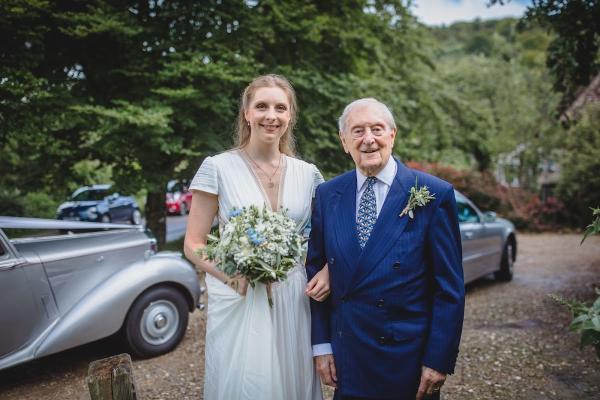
[
  {"left": 34, "top": 257, "right": 200, "bottom": 359},
  {"left": 124, "top": 281, "right": 197, "bottom": 316},
  {"left": 506, "top": 233, "right": 517, "bottom": 262}
]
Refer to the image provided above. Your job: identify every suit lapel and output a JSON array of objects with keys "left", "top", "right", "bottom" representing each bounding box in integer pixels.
[
  {"left": 348, "top": 159, "right": 415, "bottom": 289},
  {"left": 332, "top": 173, "right": 362, "bottom": 293}
]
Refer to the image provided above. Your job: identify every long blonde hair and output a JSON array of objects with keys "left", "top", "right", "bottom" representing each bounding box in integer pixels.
[{"left": 235, "top": 74, "right": 297, "bottom": 157}]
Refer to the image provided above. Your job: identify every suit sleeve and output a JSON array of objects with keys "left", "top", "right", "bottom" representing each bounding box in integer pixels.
[
  {"left": 422, "top": 186, "right": 465, "bottom": 374},
  {"left": 305, "top": 184, "right": 331, "bottom": 346}
]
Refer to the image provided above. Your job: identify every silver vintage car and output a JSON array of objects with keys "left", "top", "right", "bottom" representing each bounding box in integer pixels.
[
  {"left": 0, "top": 217, "right": 201, "bottom": 371},
  {"left": 455, "top": 191, "right": 517, "bottom": 284}
]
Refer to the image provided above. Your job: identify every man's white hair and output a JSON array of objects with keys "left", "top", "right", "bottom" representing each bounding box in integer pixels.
[{"left": 338, "top": 98, "right": 397, "bottom": 134}]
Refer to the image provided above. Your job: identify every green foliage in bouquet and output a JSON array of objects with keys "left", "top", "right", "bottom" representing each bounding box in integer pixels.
[
  {"left": 197, "top": 205, "right": 304, "bottom": 287},
  {"left": 550, "top": 291, "right": 600, "bottom": 359}
]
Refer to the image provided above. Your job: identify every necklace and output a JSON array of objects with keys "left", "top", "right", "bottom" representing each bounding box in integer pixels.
[{"left": 244, "top": 150, "right": 282, "bottom": 189}]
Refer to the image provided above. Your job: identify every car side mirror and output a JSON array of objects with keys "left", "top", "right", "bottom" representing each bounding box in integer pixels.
[{"left": 483, "top": 211, "right": 497, "bottom": 223}]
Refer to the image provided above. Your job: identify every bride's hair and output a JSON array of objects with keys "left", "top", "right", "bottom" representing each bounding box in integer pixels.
[{"left": 235, "top": 74, "right": 297, "bottom": 157}]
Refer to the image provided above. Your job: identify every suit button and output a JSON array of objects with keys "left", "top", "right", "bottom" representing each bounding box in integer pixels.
[
  {"left": 379, "top": 336, "right": 386, "bottom": 345},
  {"left": 329, "top": 257, "right": 335, "bottom": 265},
  {"left": 376, "top": 299, "right": 385, "bottom": 308},
  {"left": 393, "top": 262, "right": 401, "bottom": 269}
]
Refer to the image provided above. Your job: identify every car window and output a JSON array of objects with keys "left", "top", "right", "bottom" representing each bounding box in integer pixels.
[
  {"left": 0, "top": 241, "right": 5, "bottom": 257},
  {"left": 71, "top": 189, "right": 108, "bottom": 201},
  {"left": 457, "top": 201, "right": 480, "bottom": 223},
  {"left": 168, "top": 181, "right": 184, "bottom": 193}
]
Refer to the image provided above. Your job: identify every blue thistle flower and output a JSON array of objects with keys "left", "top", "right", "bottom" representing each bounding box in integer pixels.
[{"left": 229, "top": 209, "right": 242, "bottom": 218}]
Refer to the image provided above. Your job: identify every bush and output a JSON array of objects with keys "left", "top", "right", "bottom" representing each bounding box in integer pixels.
[
  {"left": 556, "top": 104, "right": 600, "bottom": 227},
  {"left": 0, "top": 189, "right": 24, "bottom": 216},
  {"left": 551, "top": 290, "right": 600, "bottom": 360},
  {"left": 406, "top": 160, "right": 567, "bottom": 231},
  {"left": 0, "top": 190, "right": 60, "bottom": 218},
  {"left": 23, "top": 192, "right": 60, "bottom": 219}
]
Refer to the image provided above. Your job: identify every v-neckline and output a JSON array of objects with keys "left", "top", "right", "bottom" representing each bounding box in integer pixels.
[{"left": 238, "top": 149, "right": 287, "bottom": 212}]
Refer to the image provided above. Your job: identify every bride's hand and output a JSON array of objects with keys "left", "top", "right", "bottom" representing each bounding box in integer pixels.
[
  {"left": 225, "top": 275, "right": 248, "bottom": 296},
  {"left": 305, "top": 264, "right": 330, "bottom": 302}
]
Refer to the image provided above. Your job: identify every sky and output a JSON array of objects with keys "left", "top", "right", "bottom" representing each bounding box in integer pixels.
[{"left": 410, "top": 0, "right": 531, "bottom": 26}]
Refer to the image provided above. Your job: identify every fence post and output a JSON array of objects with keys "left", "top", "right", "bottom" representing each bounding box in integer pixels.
[{"left": 87, "top": 353, "right": 138, "bottom": 400}]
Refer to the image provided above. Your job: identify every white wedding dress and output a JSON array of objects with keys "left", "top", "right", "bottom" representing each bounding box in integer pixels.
[{"left": 190, "top": 150, "right": 324, "bottom": 400}]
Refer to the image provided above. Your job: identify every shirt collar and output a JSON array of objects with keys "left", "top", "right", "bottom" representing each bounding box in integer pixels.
[{"left": 356, "top": 156, "right": 397, "bottom": 191}]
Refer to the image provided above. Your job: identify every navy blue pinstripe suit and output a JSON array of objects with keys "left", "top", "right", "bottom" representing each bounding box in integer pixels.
[{"left": 306, "top": 158, "right": 465, "bottom": 399}]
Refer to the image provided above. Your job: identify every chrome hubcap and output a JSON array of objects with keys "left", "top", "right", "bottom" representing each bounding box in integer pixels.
[
  {"left": 154, "top": 314, "right": 167, "bottom": 329},
  {"left": 140, "top": 300, "right": 179, "bottom": 345},
  {"left": 507, "top": 244, "right": 514, "bottom": 272}
]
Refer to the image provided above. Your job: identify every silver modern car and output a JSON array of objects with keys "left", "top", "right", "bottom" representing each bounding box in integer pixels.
[
  {"left": 455, "top": 191, "right": 517, "bottom": 284},
  {"left": 0, "top": 217, "right": 201, "bottom": 371}
]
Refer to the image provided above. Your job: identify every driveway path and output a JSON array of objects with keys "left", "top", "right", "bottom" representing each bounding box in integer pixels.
[{"left": 0, "top": 234, "right": 598, "bottom": 399}]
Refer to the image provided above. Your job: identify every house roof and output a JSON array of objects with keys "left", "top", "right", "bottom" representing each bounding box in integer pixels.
[{"left": 561, "top": 72, "right": 600, "bottom": 121}]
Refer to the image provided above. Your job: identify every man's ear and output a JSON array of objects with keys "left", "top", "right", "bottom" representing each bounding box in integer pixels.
[{"left": 339, "top": 131, "right": 349, "bottom": 154}]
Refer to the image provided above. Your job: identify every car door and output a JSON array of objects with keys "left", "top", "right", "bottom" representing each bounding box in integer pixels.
[
  {"left": 456, "top": 196, "right": 487, "bottom": 283},
  {"left": 0, "top": 231, "right": 55, "bottom": 357},
  {"left": 479, "top": 218, "right": 504, "bottom": 275},
  {"left": 110, "top": 193, "right": 130, "bottom": 222}
]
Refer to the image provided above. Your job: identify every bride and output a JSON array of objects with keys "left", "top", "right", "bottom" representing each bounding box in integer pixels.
[{"left": 184, "top": 74, "right": 330, "bottom": 400}]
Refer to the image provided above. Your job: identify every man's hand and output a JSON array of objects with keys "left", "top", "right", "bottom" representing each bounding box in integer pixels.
[
  {"left": 314, "top": 354, "right": 337, "bottom": 388},
  {"left": 416, "top": 366, "right": 446, "bottom": 399}
]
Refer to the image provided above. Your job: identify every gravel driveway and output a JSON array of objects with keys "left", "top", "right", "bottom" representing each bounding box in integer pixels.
[{"left": 1, "top": 234, "right": 599, "bottom": 400}]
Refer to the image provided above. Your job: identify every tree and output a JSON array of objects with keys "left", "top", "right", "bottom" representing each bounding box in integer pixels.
[
  {"left": 491, "top": 0, "right": 600, "bottom": 111},
  {"left": 1, "top": 0, "right": 434, "bottom": 246},
  {"left": 556, "top": 103, "right": 600, "bottom": 226}
]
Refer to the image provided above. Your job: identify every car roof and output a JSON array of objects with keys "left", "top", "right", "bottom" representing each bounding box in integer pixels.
[
  {"left": 71, "top": 184, "right": 112, "bottom": 198},
  {"left": 0, "top": 216, "right": 137, "bottom": 230},
  {"left": 86, "top": 184, "right": 112, "bottom": 190}
]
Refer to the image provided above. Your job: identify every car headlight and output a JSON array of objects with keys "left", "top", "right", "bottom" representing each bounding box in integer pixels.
[{"left": 87, "top": 207, "right": 98, "bottom": 219}]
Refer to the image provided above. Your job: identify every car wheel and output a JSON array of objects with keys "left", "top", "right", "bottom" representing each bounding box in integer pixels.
[
  {"left": 131, "top": 209, "right": 142, "bottom": 225},
  {"left": 494, "top": 240, "right": 514, "bottom": 282},
  {"left": 101, "top": 214, "right": 111, "bottom": 223},
  {"left": 123, "top": 286, "right": 189, "bottom": 358},
  {"left": 179, "top": 202, "right": 188, "bottom": 216}
]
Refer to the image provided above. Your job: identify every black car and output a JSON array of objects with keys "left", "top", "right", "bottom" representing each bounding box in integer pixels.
[{"left": 56, "top": 184, "right": 142, "bottom": 224}]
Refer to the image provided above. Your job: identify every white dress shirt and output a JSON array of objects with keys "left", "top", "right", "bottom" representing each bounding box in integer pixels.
[{"left": 313, "top": 157, "right": 397, "bottom": 357}]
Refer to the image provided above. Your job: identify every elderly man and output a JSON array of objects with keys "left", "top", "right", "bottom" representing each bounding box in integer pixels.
[{"left": 306, "top": 98, "right": 465, "bottom": 399}]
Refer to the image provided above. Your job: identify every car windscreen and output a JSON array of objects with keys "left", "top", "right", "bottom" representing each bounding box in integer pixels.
[{"left": 71, "top": 189, "right": 107, "bottom": 201}]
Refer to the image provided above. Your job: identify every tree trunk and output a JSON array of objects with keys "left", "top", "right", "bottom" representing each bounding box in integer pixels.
[
  {"left": 87, "top": 353, "right": 138, "bottom": 400},
  {"left": 146, "top": 191, "right": 166, "bottom": 248}
]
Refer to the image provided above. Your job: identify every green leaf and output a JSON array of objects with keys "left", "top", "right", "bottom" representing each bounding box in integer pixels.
[{"left": 580, "top": 330, "right": 600, "bottom": 348}]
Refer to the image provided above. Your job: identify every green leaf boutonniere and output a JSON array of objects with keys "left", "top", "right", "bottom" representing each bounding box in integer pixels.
[{"left": 399, "top": 178, "right": 435, "bottom": 219}]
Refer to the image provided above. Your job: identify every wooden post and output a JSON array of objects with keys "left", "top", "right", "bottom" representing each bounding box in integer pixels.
[{"left": 87, "top": 353, "right": 138, "bottom": 400}]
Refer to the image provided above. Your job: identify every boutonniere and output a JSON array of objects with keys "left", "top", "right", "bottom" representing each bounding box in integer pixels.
[{"left": 399, "top": 178, "right": 435, "bottom": 219}]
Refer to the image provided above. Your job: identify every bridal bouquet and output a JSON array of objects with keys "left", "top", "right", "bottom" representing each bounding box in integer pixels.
[{"left": 197, "top": 205, "right": 304, "bottom": 304}]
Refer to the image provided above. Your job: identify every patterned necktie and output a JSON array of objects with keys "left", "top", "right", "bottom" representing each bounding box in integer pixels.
[{"left": 357, "top": 176, "right": 378, "bottom": 249}]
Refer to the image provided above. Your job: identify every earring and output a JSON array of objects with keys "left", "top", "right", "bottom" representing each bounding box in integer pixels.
[{"left": 247, "top": 121, "right": 250, "bottom": 127}]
